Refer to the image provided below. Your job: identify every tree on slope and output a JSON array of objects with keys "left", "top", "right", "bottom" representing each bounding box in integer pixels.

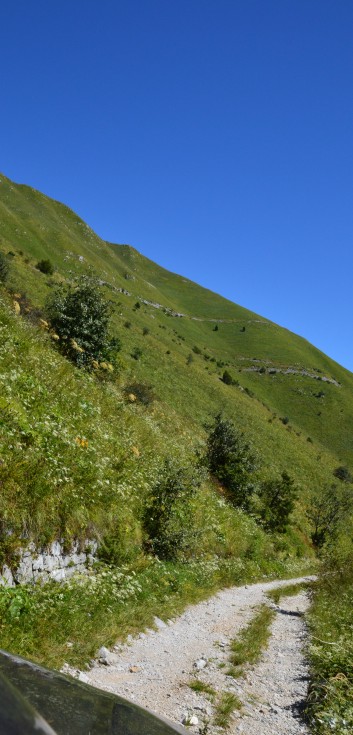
[
  {"left": 47, "top": 277, "right": 114, "bottom": 368},
  {"left": 205, "top": 413, "right": 257, "bottom": 510}
]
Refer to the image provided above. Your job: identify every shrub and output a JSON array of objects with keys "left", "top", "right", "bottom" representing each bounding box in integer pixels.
[
  {"left": 143, "top": 460, "right": 202, "bottom": 560},
  {"left": 306, "top": 483, "right": 353, "bottom": 547},
  {"left": 192, "top": 345, "right": 202, "bottom": 355},
  {"left": 222, "top": 370, "right": 233, "bottom": 385},
  {"left": 0, "top": 252, "right": 10, "bottom": 283},
  {"left": 333, "top": 466, "right": 353, "bottom": 483},
  {"left": 205, "top": 414, "right": 257, "bottom": 510},
  {"left": 131, "top": 346, "right": 142, "bottom": 360},
  {"left": 186, "top": 353, "right": 194, "bottom": 365},
  {"left": 46, "top": 277, "right": 112, "bottom": 368},
  {"left": 124, "top": 382, "right": 155, "bottom": 406},
  {"left": 258, "top": 472, "right": 297, "bottom": 533},
  {"left": 36, "top": 259, "right": 54, "bottom": 275},
  {"left": 142, "top": 327, "right": 149, "bottom": 336}
]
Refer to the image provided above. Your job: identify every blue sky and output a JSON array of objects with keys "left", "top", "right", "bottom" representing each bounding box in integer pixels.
[{"left": 1, "top": 1, "right": 353, "bottom": 371}]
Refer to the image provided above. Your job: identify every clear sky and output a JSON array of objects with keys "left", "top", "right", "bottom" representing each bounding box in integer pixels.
[{"left": 1, "top": 1, "right": 353, "bottom": 372}]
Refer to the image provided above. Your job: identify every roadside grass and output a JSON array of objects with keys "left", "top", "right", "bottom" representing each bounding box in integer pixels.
[
  {"left": 0, "top": 556, "right": 311, "bottom": 671},
  {"left": 213, "top": 691, "right": 242, "bottom": 728},
  {"left": 266, "top": 580, "right": 313, "bottom": 605},
  {"left": 227, "top": 604, "right": 275, "bottom": 678},
  {"left": 306, "top": 546, "right": 353, "bottom": 734},
  {"left": 188, "top": 680, "right": 216, "bottom": 699}
]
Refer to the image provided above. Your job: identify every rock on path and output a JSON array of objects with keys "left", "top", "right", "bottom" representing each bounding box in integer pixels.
[{"left": 84, "top": 577, "right": 313, "bottom": 734}]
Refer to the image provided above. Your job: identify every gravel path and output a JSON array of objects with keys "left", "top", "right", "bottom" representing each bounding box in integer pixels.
[{"left": 80, "top": 576, "right": 313, "bottom": 734}]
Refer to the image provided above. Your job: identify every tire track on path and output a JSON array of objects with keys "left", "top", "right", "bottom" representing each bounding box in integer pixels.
[{"left": 84, "top": 576, "right": 314, "bottom": 733}]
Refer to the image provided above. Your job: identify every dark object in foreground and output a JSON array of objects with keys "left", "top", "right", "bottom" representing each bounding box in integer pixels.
[{"left": 0, "top": 649, "right": 187, "bottom": 735}]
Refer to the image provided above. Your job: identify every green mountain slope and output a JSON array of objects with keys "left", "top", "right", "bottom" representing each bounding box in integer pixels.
[
  {"left": 1, "top": 171, "right": 352, "bottom": 670},
  {"left": 1, "top": 171, "right": 352, "bottom": 467}
]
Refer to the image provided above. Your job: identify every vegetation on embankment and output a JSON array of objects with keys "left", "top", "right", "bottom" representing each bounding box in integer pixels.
[
  {"left": 0, "top": 172, "right": 352, "bottom": 688},
  {"left": 307, "top": 540, "right": 353, "bottom": 734},
  {"left": 0, "top": 553, "right": 313, "bottom": 671}
]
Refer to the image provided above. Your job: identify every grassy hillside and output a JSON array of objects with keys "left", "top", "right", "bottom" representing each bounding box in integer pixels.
[{"left": 0, "top": 172, "right": 351, "bottom": 669}]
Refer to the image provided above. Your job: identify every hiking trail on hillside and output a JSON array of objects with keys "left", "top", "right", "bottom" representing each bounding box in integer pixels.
[{"left": 73, "top": 577, "right": 314, "bottom": 734}]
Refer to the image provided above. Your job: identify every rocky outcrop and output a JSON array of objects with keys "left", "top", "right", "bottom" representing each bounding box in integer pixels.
[{"left": 0, "top": 539, "right": 98, "bottom": 587}]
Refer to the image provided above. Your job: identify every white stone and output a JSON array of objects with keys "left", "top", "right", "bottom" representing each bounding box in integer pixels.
[
  {"left": 15, "top": 556, "right": 34, "bottom": 583},
  {"left": 194, "top": 658, "right": 207, "bottom": 670},
  {"left": 154, "top": 616, "right": 167, "bottom": 630},
  {"left": 78, "top": 671, "right": 90, "bottom": 683},
  {"left": 32, "top": 554, "right": 44, "bottom": 571},
  {"left": 0, "top": 565, "right": 15, "bottom": 587},
  {"left": 50, "top": 569, "right": 66, "bottom": 582},
  {"left": 50, "top": 541, "right": 62, "bottom": 557}
]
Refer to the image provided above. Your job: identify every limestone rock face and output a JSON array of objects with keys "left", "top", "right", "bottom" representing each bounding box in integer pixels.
[{"left": 0, "top": 539, "right": 98, "bottom": 587}]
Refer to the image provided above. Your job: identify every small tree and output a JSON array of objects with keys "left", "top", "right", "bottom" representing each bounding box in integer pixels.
[
  {"left": 333, "top": 466, "right": 353, "bottom": 483},
  {"left": 36, "top": 259, "right": 54, "bottom": 275},
  {"left": 46, "top": 277, "right": 113, "bottom": 368},
  {"left": 205, "top": 414, "right": 257, "bottom": 509},
  {"left": 222, "top": 370, "right": 233, "bottom": 385},
  {"left": 143, "top": 460, "right": 202, "bottom": 560},
  {"left": 0, "top": 252, "right": 9, "bottom": 283},
  {"left": 306, "top": 483, "right": 353, "bottom": 548},
  {"left": 258, "top": 472, "right": 297, "bottom": 533}
]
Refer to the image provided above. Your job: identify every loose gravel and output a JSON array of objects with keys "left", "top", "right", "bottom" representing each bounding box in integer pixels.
[{"left": 77, "top": 576, "right": 314, "bottom": 734}]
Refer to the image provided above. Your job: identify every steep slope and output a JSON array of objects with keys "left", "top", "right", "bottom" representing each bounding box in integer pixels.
[{"left": 0, "top": 172, "right": 352, "bottom": 467}]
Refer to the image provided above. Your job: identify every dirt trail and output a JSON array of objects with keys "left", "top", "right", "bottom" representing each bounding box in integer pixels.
[{"left": 84, "top": 577, "right": 313, "bottom": 733}]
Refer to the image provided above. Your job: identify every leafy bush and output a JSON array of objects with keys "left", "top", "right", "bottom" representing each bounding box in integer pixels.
[
  {"left": 143, "top": 460, "right": 202, "bottom": 560},
  {"left": 36, "top": 259, "right": 54, "bottom": 275},
  {"left": 222, "top": 369, "right": 233, "bottom": 385},
  {"left": 192, "top": 345, "right": 202, "bottom": 354},
  {"left": 258, "top": 472, "right": 297, "bottom": 533},
  {"left": 124, "top": 381, "right": 155, "bottom": 405},
  {"left": 46, "top": 277, "right": 113, "bottom": 368},
  {"left": 205, "top": 414, "right": 257, "bottom": 509},
  {"left": 306, "top": 483, "right": 353, "bottom": 547},
  {"left": 333, "top": 465, "right": 353, "bottom": 483},
  {"left": 0, "top": 252, "right": 9, "bottom": 283},
  {"left": 131, "top": 346, "right": 142, "bottom": 360}
]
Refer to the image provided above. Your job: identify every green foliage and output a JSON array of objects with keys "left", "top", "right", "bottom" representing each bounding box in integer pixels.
[
  {"left": 306, "top": 484, "right": 353, "bottom": 548},
  {"left": 307, "top": 541, "right": 353, "bottom": 734},
  {"left": 333, "top": 465, "right": 353, "bottom": 483},
  {"left": 0, "top": 252, "right": 10, "bottom": 283},
  {"left": 214, "top": 691, "right": 242, "bottom": 728},
  {"left": 258, "top": 472, "right": 297, "bottom": 533},
  {"left": 143, "top": 460, "right": 203, "bottom": 560},
  {"left": 205, "top": 414, "right": 257, "bottom": 509},
  {"left": 124, "top": 381, "right": 155, "bottom": 405},
  {"left": 46, "top": 278, "right": 112, "bottom": 367},
  {"left": 222, "top": 369, "right": 234, "bottom": 385},
  {"left": 228, "top": 604, "right": 275, "bottom": 677},
  {"left": 131, "top": 346, "right": 143, "bottom": 360},
  {"left": 36, "top": 259, "right": 54, "bottom": 275}
]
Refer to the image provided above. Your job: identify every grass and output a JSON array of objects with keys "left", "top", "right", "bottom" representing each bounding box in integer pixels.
[
  {"left": 227, "top": 604, "right": 275, "bottom": 678},
  {"left": 213, "top": 691, "right": 242, "bottom": 728},
  {"left": 0, "top": 554, "right": 311, "bottom": 671},
  {"left": 188, "top": 680, "right": 216, "bottom": 698},
  {"left": 0, "top": 171, "right": 349, "bottom": 679},
  {"left": 266, "top": 580, "right": 313, "bottom": 605},
  {"left": 306, "top": 546, "right": 353, "bottom": 734}
]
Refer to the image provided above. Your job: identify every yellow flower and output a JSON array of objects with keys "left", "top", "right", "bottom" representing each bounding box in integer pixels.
[{"left": 75, "top": 437, "right": 88, "bottom": 448}]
